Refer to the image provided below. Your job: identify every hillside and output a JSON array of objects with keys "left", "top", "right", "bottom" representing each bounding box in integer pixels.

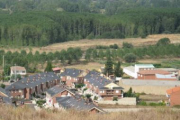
[{"left": 0, "top": 105, "right": 180, "bottom": 120}]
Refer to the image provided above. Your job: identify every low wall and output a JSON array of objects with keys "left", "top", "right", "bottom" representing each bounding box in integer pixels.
[
  {"left": 98, "top": 98, "right": 136, "bottom": 105},
  {"left": 119, "top": 80, "right": 180, "bottom": 95}
]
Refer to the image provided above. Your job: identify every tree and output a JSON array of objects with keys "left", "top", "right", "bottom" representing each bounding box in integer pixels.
[
  {"left": 0, "top": 84, "right": 5, "bottom": 89},
  {"left": 11, "top": 74, "right": 21, "bottom": 80},
  {"left": 105, "top": 57, "right": 113, "bottom": 76},
  {"left": 4, "top": 65, "right": 10, "bottom": 76},
  {"left": 114, "top": 61, "right": 123, "bottom": 77},
  {"left": 156, "top": 38, "right": 170, "bottom": 46},
  {"left": 123, "top": 42, "right": 133, "bottom": 49},
  {"left": 124, "top": 53, "right": 137, "bottom": 63},
  {"left": 45, "top": 61, "right": 53, "bottom": 72}
]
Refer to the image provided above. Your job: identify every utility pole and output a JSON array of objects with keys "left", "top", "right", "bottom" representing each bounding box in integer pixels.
[
  {"left": 15, "top": 64, "right": 17, "bottom": 82},
  {"left": 2, "top": 55, "right": 4, "bottom": 82}
]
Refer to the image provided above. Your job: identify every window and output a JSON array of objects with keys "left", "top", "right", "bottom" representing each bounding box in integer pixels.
[{"left": 116, "top": 90, "right": 119, "bottom": 93}]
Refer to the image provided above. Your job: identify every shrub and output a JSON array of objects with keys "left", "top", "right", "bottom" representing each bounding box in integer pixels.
[
  {"left": 109, "top": 44, "right": 119, "bottom": 49},
  {"left": 75, "top": 83, "right": 84, "bottom": 88},
  {"left": 123, "top": 42, "right": 133, "bottom": 49},
  {"left": 94, "top": 96, "right": 98, "bottom": 100},
  {"left": 0, "top": 84, "right": 5, "bottom": 88},
  {"left": 85, "top": 94, "right": 91, "bottom": 99},
  {"left": 124, "top": 53, "right": 137, "bottom": 63},
  {"left": 113, "top": 96, "right": 118, "bottom": 101},
  {"left": 156, "top": 38, "right": 170, "bottom": 46},
  {"left": 138, "top": 101, "right": 147, "bottom": 106},
  {"left": 36, "top": 100, "right": 46, "bottom": 108}
]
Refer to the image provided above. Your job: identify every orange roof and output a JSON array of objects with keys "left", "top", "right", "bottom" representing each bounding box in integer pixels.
[
  {"left": 138, "top": 70, "right": 170, "bottom": 75},
  {"left": 11, "top": 66, "right": 26, "bottom": 71},
  {"left": 52, "top": 67, "right": 61, "bottom": 71},
  {"left": 166, "top": 86, "right": 180, "bottom": 95}
]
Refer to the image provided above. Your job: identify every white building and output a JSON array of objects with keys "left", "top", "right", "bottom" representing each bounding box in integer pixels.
[
  {"left": 10, "top": 66, "right": 26, "bottom": 76},
  {"left": 123, "top": 64, "right": 154, "bottom": 79}
]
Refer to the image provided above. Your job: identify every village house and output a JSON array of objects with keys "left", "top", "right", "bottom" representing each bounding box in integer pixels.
[
  {"left": 0, "top": 87, "right": 12, "bottom": 104},
  {"left": 59, "top": 68, "right": 84, "bottom": 88},
  {"left": 166, "top": 86, "right": 180, "bottom": 106},
  {"left": 10, "top": 66, "right": 27, "bottom": 77},
  {"left": 55, "top": 96, "right": 105, "bottom": 113},
  {"left": 46, "top": 85, "right": 75, "bottom": 107},
  {"left": 5, "top": 72, "right": 60, "bottom": 100},
  {"left": 84, "top": 71, "right": 124, "bottom": 100}
]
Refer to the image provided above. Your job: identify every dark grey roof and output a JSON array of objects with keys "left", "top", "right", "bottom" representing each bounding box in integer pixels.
[
  {"left": 46, "top": 85, "right": 74, "bottom": 97},
  {"left": 56, "top": 96, "right": 104, "bottom": 113},
  {"left": 59, "top": 68, "right": 82, "bottom": 78},
  {"left": 0, "top": 87, "right": 10, "bottom": 97},
  {"left": 84, "top": 71, "right": 111, "bottom": 88},
  {"left": 2, "top": 96, "right": 12, "bottom": 104},
  {"left": 6, "top": 72, "right": 59, "bottom": 91}
]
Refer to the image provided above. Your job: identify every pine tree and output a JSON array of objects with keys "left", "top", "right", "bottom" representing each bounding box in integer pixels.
[
  {"left": 105, "top": 57, "right": 113, "bottom": 76},
  {"left": 114, "top": 61, "right": 123, "bottom": 77},
  {"left": 45, "top": 61, "right": 53, "bottom": 72}
]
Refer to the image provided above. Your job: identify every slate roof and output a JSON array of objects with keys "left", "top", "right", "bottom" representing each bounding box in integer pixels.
[
  {"left": 84, "top": 71, "right": 111, "bottom": 88},
  {"left": 59, "top": 68, "right": 82, "bottom": 78},
  {"left": 0, "top": 87, "right": 12, "bottom": 104},
  {"left": 56, "top": 96, "right": 104, "bottom": 113},
  {"left": 6, "top": 72, "right": 59, "bottom": 91},
  {"left": 46, "top": 85, "right": 75, "bottom": 97}
]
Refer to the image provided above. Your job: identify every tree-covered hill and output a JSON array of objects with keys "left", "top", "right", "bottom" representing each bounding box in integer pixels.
[
  {"left": 0, "top": 8, "right": 180, "bottom": 46},
  {"left": 1, "top": 0, "right": 180, "bottom": 14}
]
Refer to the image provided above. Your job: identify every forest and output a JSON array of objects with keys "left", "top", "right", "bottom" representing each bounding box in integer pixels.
[{"left": 0, "top": 8, "right": 180, "bottom": 46}]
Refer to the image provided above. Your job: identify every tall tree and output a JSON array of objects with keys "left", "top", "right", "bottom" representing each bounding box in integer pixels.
[
  {"left": 45, "top": 61, "right": 53, "bottom": 72},
  {"left": 104, "top": 57, "right": 113, "bottom": 76},
  {"left": 114, "top": 61, "right": 123, "bottom": 77}
]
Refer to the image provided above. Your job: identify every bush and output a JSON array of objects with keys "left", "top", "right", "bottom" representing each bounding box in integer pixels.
[
  {"left": 138, "top": 101, "right": 147, "bottom": 106},
  {"left": 156, "top": 38, "right": 170, "bottom": 46},
  {"left": 149, "top": 102, "right": 166, "bottom": 106},
  {"left": 75, "top": 83, "right": 84, "bottom": 88},
  {"left": 94, "top": 96, "right": 98, "bottom": 100},
  {"left": 113, "top": 96, "right": 118, "bottom": 101},
  {"left": 36, "top": 100, "right": 46, "bottom": 107},
  {"left": 123, "top": 42, "right": 133, "bottom": 48},
  {"left": 124, "top": 53, "right": 137, "bottom": 63},
  {"left": 109, "top": 44, "right": 119, "bottom": 49},
  {"left": 0, "top": 84, "right": 5, "bottom": 88}
]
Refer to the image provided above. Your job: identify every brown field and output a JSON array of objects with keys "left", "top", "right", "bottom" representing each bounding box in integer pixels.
[
  {"left": 1, "top": 34, "right": 180, "bottom": 53},
  {"left": 0, "top": 104, "right": 179, "bottom": 120}
]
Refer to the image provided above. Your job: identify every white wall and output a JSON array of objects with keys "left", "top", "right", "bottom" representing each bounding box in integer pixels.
[
  {"left": 98, "top": 98, "right": 136, "bottom": 105},
  {"left": 123, "top": 68, "right": 136, "bottom": 78}
]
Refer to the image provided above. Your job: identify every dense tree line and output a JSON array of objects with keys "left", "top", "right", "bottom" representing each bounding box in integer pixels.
[
  {"left": 1, "top": 9, "right": 180, "bottom": 46},
  {"left": 85, "top": 43, "right": 180, "bottom": 62},
  {"left": 0, "top": 47, "right": 82, "bottom": 75}
]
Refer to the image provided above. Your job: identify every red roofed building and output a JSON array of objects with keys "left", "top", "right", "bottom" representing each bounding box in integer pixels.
[
  {"left": 166, "top": 86, "right": 180, "bottom": 106},
  {"left": 52, "top": 67, "right": 61, "bottom": 73},
  {"left": 137, "top": 69, "right": 177, "bottom": 80}
]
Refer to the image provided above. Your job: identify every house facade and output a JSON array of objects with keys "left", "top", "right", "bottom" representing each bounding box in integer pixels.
[
  {"left": 166, "top": 86, "right": 180, "bottom": 106},
  {"left": 10, "top": 66, "right": 27, "bottom": 76},
  {"left": 46, "top": 85, "right": 75, "bottom": 107},
  {"left": 59, "top": 68, "right": 84, "bottom": 88},
  {"left": 84, "top": 71, "right": 124, "bottom": 100},
  {"left": 6, "top": 72, "right": 60, "bottom": 100}
]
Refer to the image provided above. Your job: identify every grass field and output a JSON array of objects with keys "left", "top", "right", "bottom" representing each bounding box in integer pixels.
[
  {"left": 1, "top": 34, "right": 180, "bottom": 53},
  {"left": 0, "top": 104, "right": 180, "bottom": 120}
]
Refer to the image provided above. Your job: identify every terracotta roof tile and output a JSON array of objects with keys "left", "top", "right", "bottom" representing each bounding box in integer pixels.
[
  {"left": 10, "top": 66, "right": 26, "bottom": 71},
  {"left": 166, "top": 86, "right": 180, "bottom": 95},
  {"left": 138, "top": 70, "right": 170, "bottom": 75}
]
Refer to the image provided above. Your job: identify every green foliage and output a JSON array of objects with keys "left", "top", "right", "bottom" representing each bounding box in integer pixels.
[
  {"left": 94, "top": 96, "right": 98, "bottom": 100},
  {"left": 156, "top": 38, "right": 170, "bottom": 46},
  {"left": 114, "top": 61, "right": 123, "bottom": 77},
  {"left": 75, "top": 83, "right": 84, "bottom": 88},
  {"left": 85, "top": 94, "right": 91, "bottom": 99},
  {"left": 11, "top": 74, "right": 21, "bottom": 80},
  {"left": 36, "top": 100, "right": 46, "bottom": 108},
  {"left": 45, "top": 61, "right": 53, "bottom": 72},
  {"left": 123, "top": 42, "right": 133, "bottom": 49},
  {"left": 149, "top": 102, "right": 166, "bottom": 106},
  {"left": 4, "top": 65, "right": 10, "bottom": 76},
  {"left": 0, "top": 84, "right": 5, "bottom": 88},
  {"left": 138, "top": 101, "right": 147, "bottom": 106},
  {"left": 105, "top": 57, "right": 113, "bottom": 76},
  {"left": 113, "top": 96, "right": 118, "bottom": 101},
  {"left": 109, "top": 44, "right": 119, "bottom": 49},
  {"left": 124, "top": 53, "right": 137, "bottom": 63}
]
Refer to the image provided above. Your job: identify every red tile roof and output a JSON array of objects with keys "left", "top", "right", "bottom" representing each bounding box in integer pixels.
[
  {"left": 166, "top": 86, "right": 180, "bottom": 95},
  {"left": 52, "top": 67, "right": 61, "bottom": 71},
  {"left": 10, "top": 66, "right": 26, "bottom": 71},
  {"left": 138, "top": 70, "right": 170, "bottom": 75}
]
